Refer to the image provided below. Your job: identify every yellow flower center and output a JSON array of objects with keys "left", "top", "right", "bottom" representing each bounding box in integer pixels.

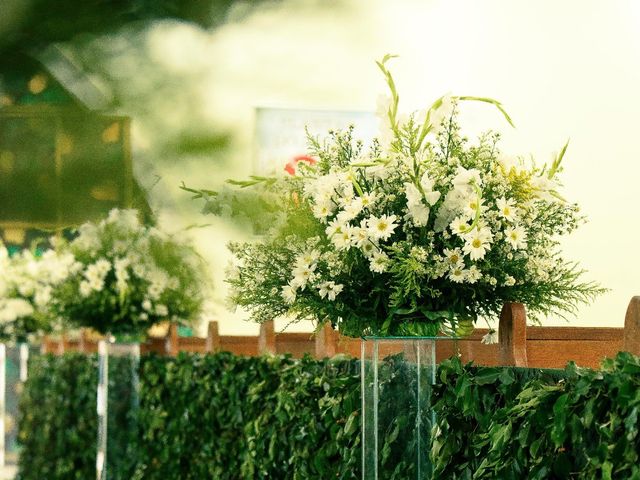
[
  {"left": 472, "top": 238, "right": 482, "bottom": 248},
  {"left": 503, "top": 207, "right": 510, "bottom": 216},
  {"left": 450, "top": 254, "right": 459, "bottom": 263},
  {"left": 377, "top": 222, "right": 388, "bottom": 231}
]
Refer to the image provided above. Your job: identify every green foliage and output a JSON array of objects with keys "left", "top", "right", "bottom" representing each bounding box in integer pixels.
[
  {"left": 432, "top": 357, "right": 566, "bottom": 479},
  {"left": 18, "top": 353, "right": 137, "bottom": 480},
  {"left": 19, "top": 351, "right": 640, "bottom": 480},
  {"left": 18, "top": 354, "right": 97, "bottom": 480},
  {"left": 476, "top": 352, "right": 640, "bottom": 479}
]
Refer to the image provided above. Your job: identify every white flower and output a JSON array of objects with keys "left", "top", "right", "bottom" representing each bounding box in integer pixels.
[
  {"left": 79, "top": 281, "right": 92, "bottom": 297},
  {"left": 448, "top": 266, "right": 466, "bottom": 283},
  {"left": 317, "top": 281, "right": 344, "bottom": 301},
  {"left": 325, "top": 219, "right": 345, "bottom": 238},
  {"left": 463, "top": 229, "right": 492, "bottom": 261},
  {"left": 331, "top": 225, "right": 355, "bottom": 251},
  {"left": 0, "top": 299, "right": 34, "bottom": 322},
  {"left": 351, "top": 225, "right": 370, "bottom": 248},
  {"left": 404, "top": 183, "right": 430, "bottom": 227},
  {"left": 503, "top": 276, "right": 516, "bottom": 287},
  {"left": 443, "top": 248, "right": 464, "bottom": 266},
  {"left": 361, "top": 240, "right": 378, "bottom": 258},
  {"left": 281, "top": 284, "right": 297, "bottom": 304},
  {"left": 155, "top": 304, "right": 169, "bottom": 317},
  {"left": 367, "top": 214, "right": 398, "bottom": 241},
  {"left": 504, "top": 225, "right": 528, "bottom": 250},
  {"left": 296, "top": 250, "right": 321, "bottom": 268},
  {"left": 463, "top": 196, "right": 485, "bottom": 220},
  {"left": 291, "top": 263, "right": 317, "bottom": 290},
  {"left": 449, "top": 217, "right": 470, "bottom": 237},
  {"left": 452, "top": 166, "right": 482, "bottom": 186},
  {"left": 312, "top": 202, "right": 334, "bottom": 221},
  {"left": 481, "top": 330, "right": 498, "bottom": 345},
  {"left": 465, "top": 265, "right": 482, "bottom": 284},
  {"left": 419, "top": 172, "right": 441, "bottom": 205},
  {"left": 142, "top": 299, "right": 153, "bottom": 312},
  {"left": 360, "top": 192, "right": 378, "bottom": 209},
  {"left": 496, "top": 197, "right": 518, "bottom": 222},
  {"left": 369, "top": 251, "right": 389, "bottom": 273}
]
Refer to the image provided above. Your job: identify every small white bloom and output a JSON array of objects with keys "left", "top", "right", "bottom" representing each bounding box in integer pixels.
[
  {"left": 291, "top": 263, "right": 317, "bottom": 290},
  {"left": 465, "top": 265, "right": 482, "bottom": 284},
  {"left": 448, "top": 266, "right": 466, "bottom": 283},
  {"left": 367, "top": 214, "right": 398, "bottom": 241},
  {"left": 463, "top": 230, "right": 491, "bottom": 261},
  {"left": 443, "top": 248, "right": 464, "bottom": 266},
  {"left": 155, "top": 304, "right": 169, "bottom": 317},
  {"left": 317, "top": 281, "right": 344, "bottom": 301},
  {"left": 496, "top": 197, "right": 518, "bottom": 222},
  {"left": 281, "top": 284, "right": 297, "bottom": 304},
  {"left": 79, "top": 281, "right": 92, "bottom": 297},
  {"left": 369, "top": 251, "right": 389, "bottom": 273},
  {"left": 452, "top": 166, "right": 482, "bottom": 186},
  {"left": 449, "top": 217, "right": 470, "bottom": 237},
  {"left": 142, "top": 299, "right": 153, "bottom": 312},
  {"left": 504, "top": 225, "right": 528, "bottom": 250},
  {"left": 503, "top": 276, "right": 516, "bottom": 287}
]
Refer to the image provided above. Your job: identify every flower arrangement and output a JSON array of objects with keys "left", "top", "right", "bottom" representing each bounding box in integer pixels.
[
  {"left": 191, "top": 56, "right": 604, "bottom": 337},
  {"left": 0, "top": 245, "right": 71, "bottom": 341},
  {"left": 49, "top": 209, "right": 206, "bottom": 336}
]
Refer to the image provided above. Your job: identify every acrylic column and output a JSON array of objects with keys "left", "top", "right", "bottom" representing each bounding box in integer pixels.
[
  {"left": 361, "top": 337, "right": 438, "bottom": 480},
  {"left": 96, "top": 339, "right": 140, "bottom": 480}
]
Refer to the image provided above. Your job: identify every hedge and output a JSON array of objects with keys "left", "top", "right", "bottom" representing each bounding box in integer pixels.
[{"left": 17, "top": 351, "right": 640, "bottom": 479}]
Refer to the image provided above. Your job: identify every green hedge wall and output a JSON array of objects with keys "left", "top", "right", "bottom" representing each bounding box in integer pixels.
[{"left": 17, "top": 351, "right": 640, "bottom": 480}]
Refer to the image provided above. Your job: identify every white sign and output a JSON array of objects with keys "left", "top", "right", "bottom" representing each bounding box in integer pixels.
[{"left": 254, "top": 107, "right": 378, "bottom": 175}]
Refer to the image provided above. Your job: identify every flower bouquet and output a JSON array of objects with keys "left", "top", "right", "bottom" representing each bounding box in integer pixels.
[
  {"left": 0, "top": 245, "right": 71, "bottom": 342},
  {"left": 189, "top": 56, "right": 603, "bottom": 337},
  {"left": 49, "top": 209, "right": 206, "bottom": 337}
]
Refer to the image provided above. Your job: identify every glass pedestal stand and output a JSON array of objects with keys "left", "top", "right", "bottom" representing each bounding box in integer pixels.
[
  {"left": 361, "top": 337, "right": 446, "bottom": 480},
  {"left": 96, "top": 340, "right": 140, "bottom": 480}
]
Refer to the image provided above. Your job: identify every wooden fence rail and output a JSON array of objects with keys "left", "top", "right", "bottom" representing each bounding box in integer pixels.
[{"left": 41, "top": 296, "right": 640, "bottom": 369}]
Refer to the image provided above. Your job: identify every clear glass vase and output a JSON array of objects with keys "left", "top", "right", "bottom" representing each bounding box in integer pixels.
[
  {"left": 1, "top": 342, "right": 36, "bottom": 469},
  {"left": 361, "top": 336, "right": 446, "bottom": 480},
  {"left": 96, "top": 340, "right": 140, "bottom": 480}
]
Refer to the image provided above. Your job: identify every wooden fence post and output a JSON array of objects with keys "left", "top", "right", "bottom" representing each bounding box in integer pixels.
[
  {"left": 498, "top": 302, "right": 528, "bottom": 367},
  {"left": 315, "top": 323, "right": 338, "bottom": 358},
  {"left": 623, "top": 296, "right": 640, "bottom": 355},
  {"left": 206, "top": 321, "right": 220, "bottom": 353},
  {"left": 166, "top": 323, "right": 179, "bottom": 357},
  {"left": 258, "top": 320, "right": 276, "bottom": 355}
]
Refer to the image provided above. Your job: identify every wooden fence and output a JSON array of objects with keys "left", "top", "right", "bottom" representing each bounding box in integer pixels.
[{"left": 41, "top": 296, "right": 640, "bottom": 370}]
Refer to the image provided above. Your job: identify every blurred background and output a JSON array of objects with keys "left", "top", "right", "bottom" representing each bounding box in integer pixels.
[{"left": 1, "top": 0, "right": 639, "bottom": 334}]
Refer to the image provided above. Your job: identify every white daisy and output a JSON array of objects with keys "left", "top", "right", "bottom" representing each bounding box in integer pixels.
[
  {"left": 465, "top": 265, "right": 482, "bottom": 284},
  {"left": 448, "top": 266, "right": 466, "bottom": 283},
  {"left": 504, "top": 225, "right": 528, "bottom": 250},
  {"left": 369, "top": 251, "right": 389, "bottom": 273},
  {"left": 291, "top": 263, "right": 317, "bottom": 290},
  {"left": 312, "top": 201, "right": 334, "bottom": 221},
  {"left": 367, "top": 214, "right": 398, "bottom": 241},
  {"left": 281, "top": 284, "right": 297, "bottom": 304},
  {"left": 496, "top": 197, "right": 518, "bottom": 222},
  {"left": 443, "top": 248, "right": 464, "bottom": 266},
  {"left": 325, "top": 219, "right": 345, "bottom": 238},
  {"left": 463, "top": 230, "right": 491, "bottom": 261},
  {"left": 317, "top": 281, "right": 344, "bottom": 301},
  {"left": 449, "top": 216, "right": 470, "bottom": 237}
]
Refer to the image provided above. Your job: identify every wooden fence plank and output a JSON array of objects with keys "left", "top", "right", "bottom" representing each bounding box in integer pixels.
[
  {"left": 499, "top": 302, "right": 528, "bottom": 367},
  {"left": 206, "top": 321, "right": 220, "bottom": 353},
  {"left": 624, "top": 296, "right": 640, "bottom": 355},
  {"left": 258, "top": 321, "right": 276, "bottom": 354}
]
